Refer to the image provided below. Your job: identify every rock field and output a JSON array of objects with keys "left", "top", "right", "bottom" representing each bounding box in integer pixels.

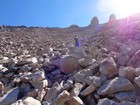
[{"left": 0, "top": 14, "right": 140, "bottom": 105}]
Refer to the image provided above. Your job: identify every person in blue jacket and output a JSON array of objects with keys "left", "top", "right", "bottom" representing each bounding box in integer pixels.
[{"left": 74, "top": 36, "right": 80, "bottom": 47}]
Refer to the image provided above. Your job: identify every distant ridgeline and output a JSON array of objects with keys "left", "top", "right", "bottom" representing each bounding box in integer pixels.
[{"left": 0, "top": 13, "right": 140, "bottom": 33}]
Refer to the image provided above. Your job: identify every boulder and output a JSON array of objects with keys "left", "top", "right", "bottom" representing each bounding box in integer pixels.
[
  {"left": 86, "top": 76, "right": 101, "bottom": 87},
  {"left": 80, "top": 84, "right": 96, "bottom": 96},
  {"left": 120, "top": 101, "right": 137, "bottom": 105},
  {"left": 134, "top": 76, "right": 140, "bottom": 87},
  {"left": 74, "top": 69, "right": 93, "bottom": 83},
  {"left": 0, "top": 87, "right": 19, "bottom": 105},
  {"left": 119, "top": 66, "right": 135, "bottom": 81},
  {"left": 97, "top": 77, "right": 134, "bottom": 96},
  {"left": 60, "top": 55, "right": 79, "bottom": 74},
  {"left": 70, "top": 83, "right": 83, "bottom": 97},
  {"left": 99, "top": 57, "right": 117, "bottom": 75},
  {"left": 117, "top": 53, "right": 130, "bottom": 66},
  {"left": 115, "top": 91, "right": 136, "bottom": 102},
  {"left": 22, "top": 97, "right": 41, "bottom": 105},
  {"left": 54, "top": 90, "right": 70, "bottom": 105},
  {"left": 65, "top": 96, "right": 84, "bottom": 105},
  {"left": 97, "top": 98, "right": 116, "bottom": 105},
  {"left": 78, "top": 56, "right": 95, "bottom": 67},
  {"left": 135, "top": 67, "right": 140, "bottom": 77}
]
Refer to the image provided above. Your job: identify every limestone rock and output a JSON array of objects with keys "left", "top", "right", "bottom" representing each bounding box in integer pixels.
[
  {"left": 134, "top": 76, "right": 140, "bottom": 87},
  {"left": 22, "top": 97, "right": 41, "bottom": 105},
  {"left": 97, "top": 98, "right": 116, "bottom": 105},
  {"left": 60, "top": 55, "right": 79, "bottom": 74},
  {"left": 70, "top": 83, "right": 83, "bottom": 97},
  {"left": 99, "top": 57, "right": 117, "bottom": 75},
  {"left": 80, "top": 84, "right": 96, "bottom": 96},
  {"left": 74, "top": 69, "right": 93, "bottom": 83},
  {"left": 54, "top": 90, "right": 70, "bottom": 105},
  {"left": 97, "top": 77, "right": 134, "bottom": 96},
  {"left": 86, "top": 76, "right": 101, "bottom": 87},
  {"left": 78, "top": 56, "right": 95, "bottom": 67},
  {"left": 119, "top": 66, "right": 135, "bottom": 81},
  {"left": 65, "top": 96, "right": 84, "bottom": 105}
]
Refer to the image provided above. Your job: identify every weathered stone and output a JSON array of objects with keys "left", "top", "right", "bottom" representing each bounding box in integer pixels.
[
  {"left": 86, "top": 76, "right": 101, "bottom": 87},
  {"left": 54, "top": 90, "right": 70, "bottom": 105},
  {"left": 127, "top": 50, "right": 140, "bottom": 67},
  {"left": 97, "top": 77, "right": 134, "bottom": 96},
  {"left": 74, "top": 69, "right": 93, "bottom": 83},
  {"left": 22, "top": 97, "right": 41, "bottom": 105},
  {"left": 120, "top": 101, "right": 137, "bottom": 105},
  {"left": 115, "top": 91, "right": 136, "bottom": 102},
  {"left": 78, "top": 56, "right": 95, "bottom": 67},
  {"left": 0, "top": 87, "right": 19, "bottom": 105},
  {"left": 87, "top": 62, "right": 99, "bottom": 74},
  {"left": 20, "top": 65, "right": 32, "bottom": 72},
  {"left": 80, "top": 84, "right": 96, "bottom": 96},
  {"left": 134, "top": 76, "right": 140, "bottom": 87},
  {"left": 60, "top": 55, "right": 79, "bottom": 74},
  {"left": 44, "top": 82, "right": 61, "bottom": 103},
  {"left": 99, "top": 57, "right": 117, "bottom": 75},
  {"left": 135, "top": 67, "right": 140, "bottom": 77},
  {"left": 119, "top": 66, "right": 135, "bottom": 81},
  {"left": 36, "top": 89, "right": 46, "bottom": 102},
  {"left": 65, "top": 96, "right": 84, "bottom": 105},
  {"left": 97, "top": 98, "right": 116, "bottom": 105},
  {"left": 117, "top": 53, "right": 130, "bottom": 66},
  {"left": 0, "top": 82, "right": 4, "bottom": 91},
  {"left": 70, "top": 83, "right": 83, "bottom": 97},
  {"left": 68, "top": 47, "right": 87, "bottom": 58},
  {"left": 89, "top": 46, "right": 99, "bottom": 58}
]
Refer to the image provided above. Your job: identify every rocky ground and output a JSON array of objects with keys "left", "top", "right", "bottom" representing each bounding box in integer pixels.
[{"left": 0, "top": 14, "right": 140, "bottom": 105}]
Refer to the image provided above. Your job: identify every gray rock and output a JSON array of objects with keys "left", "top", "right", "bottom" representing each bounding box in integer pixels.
[
  {"left": 0, "top": 82, "right": 4, "bottom": 91},
  {"left": 65, "top": 96, "right": 84, "bottom": 105},
  {"left": 44, "top": 82, "right": 61, "bottom": 103},
  {"left": 36, "top": 89, "right": 46, "bottom": 102},
  {"left": 86, "top": 76, "right": 101, "bottom": 87},
  {"left": 119, "top": 66, "right": 135, "bottom": 81},
  {"left": 0, "top": 87, "right": 19, "bottom": 105},
  {"left": 22, "top": 97, "right": 41, "bottom": 105},
  {"left": 80, "top": 84, "right": 96, "bottom": 96},
  {"left": 78, "top": 56, "right": 95, "bottom": 67},
  {"left": 120, "top": 101, "right": 137, "bottom": 105},
  {"left": 117, "top": 53, "right": 130, "bottom": 66},
  {"left": 70, "top": 83, "right": 83, "bottom": 97},
  {"left": 60, "top": 55, "right": 79, "bottom": 74},
  {"left": 135, "top": 67, "right": 140, "bottom": 77},
  {"left": 74, "top": 69, "right": 93, "bottom": 83},
  {"left": 115, "top": 91, "right": 136, "bottom": 102},
  {"left": 20, "top": 65, "right": 32, "bottom": 72},
  {"left": 97, "top": 77, "right": 134, "bottom": 96},
  {"left": 97, "top": 98, "right": 117, "bottom": 105},
  {"left": 134, "top": 76, "right": 140, "bottom": 87},
  {"left": 99, "top": 57, "right": 117, "bottom": 75},
  {"left": 54, "top": 90, "right": 70, "bottom": 105}
]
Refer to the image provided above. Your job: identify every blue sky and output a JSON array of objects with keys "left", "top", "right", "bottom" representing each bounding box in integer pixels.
[{"left": 0, "top": 0, "right": 126, "bottom": 27}]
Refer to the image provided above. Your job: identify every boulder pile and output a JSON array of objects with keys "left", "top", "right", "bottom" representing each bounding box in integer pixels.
[{"left": 0, "top": 15, "right": 140, "bottom": 105}]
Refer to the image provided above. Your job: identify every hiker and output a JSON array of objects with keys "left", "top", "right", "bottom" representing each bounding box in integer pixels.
[{"left": 74, "top": 36, "right": 80, "bottom": 47}]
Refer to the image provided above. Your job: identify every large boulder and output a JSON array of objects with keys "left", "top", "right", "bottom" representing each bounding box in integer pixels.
[
  {"left": 99, "top": 57, "right": 117, "bottom": 75},
  {"left": 119, "top": 66, "right": 136, "bottom": 81},
  {"left": 0, "top": 87, "right": 19, "bottom": 105},
  {"left": 68, "top": 47, "right": 87, "bottom": 58},
  {"left": 134, "top": 76, "right": 140, "bottom": 87},
  {"left": 60, "top": 55, "right": 79, "bottom": 74},
  {"left": 97, "top": 77, "right": 134, "bottom": 96}
]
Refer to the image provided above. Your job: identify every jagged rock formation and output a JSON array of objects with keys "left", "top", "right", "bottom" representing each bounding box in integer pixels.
[{"left": 0, "top": 14, "right": 140, "bottom": 104}]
